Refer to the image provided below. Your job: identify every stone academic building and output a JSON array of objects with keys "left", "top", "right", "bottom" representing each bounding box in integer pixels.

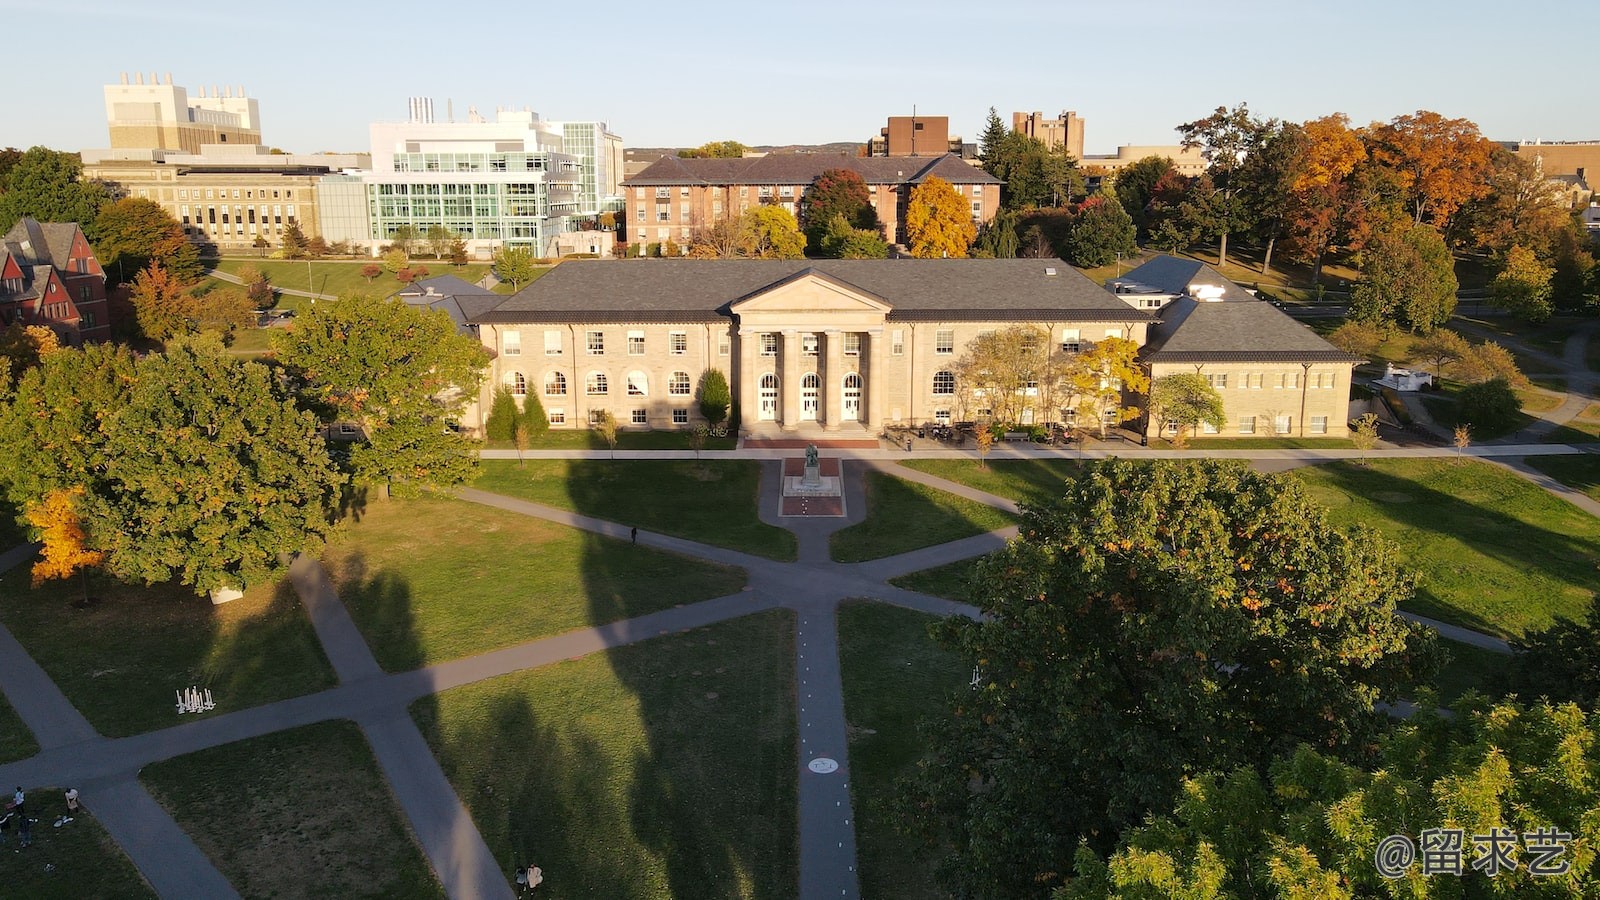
[{"left": 466, "top": 256, "right": 1358, "bottom": 440}]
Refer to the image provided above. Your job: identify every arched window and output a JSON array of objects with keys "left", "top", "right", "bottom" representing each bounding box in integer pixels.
[
  {"left": 932, "top": 370, "right": 955, "bottom": 395},
  {"left": 586, "top": 372, "right": 608, "bottom": 395},
  {"left": 761, "top": 373, "right": 778, "bottom": 390},
  {"left": 669, "top": 371, "right": 692, "bottom": 395},
  {"left": 505, "top": 371, "right": 526, "bottom": 396},
  {"left": 843, "top": 373, "right": 861, "bottom": 391},
  {"left": 627, "top": 371, "right": 648, "bottom": 396},
  {"left": 802, "top": 373, "right": 819, "bottom": 390},
  {"left": 544, "top": 371, "right": 567, "bottom": 396}
]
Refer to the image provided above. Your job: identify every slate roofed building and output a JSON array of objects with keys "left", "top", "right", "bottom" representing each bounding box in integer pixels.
[
  {"left": 0, "top": 218, "right": 111, "bottom": 345},
  {"left": 621, "top": 154, "right": 1000, "bottom": 251},
  {"left": 1120, "top": 257, "right": 1361, "bottom": 441}
]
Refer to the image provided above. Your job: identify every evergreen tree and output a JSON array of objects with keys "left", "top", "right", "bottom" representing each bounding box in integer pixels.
[
  {"left": 484, "top": 386, "right": 520, "bottom": 442},
  {"left": 698, "top": 369, "right": 731, "bottom": 426},
  {"left": 1063, "top": 196, "right": 1137, "bottom": 267}
]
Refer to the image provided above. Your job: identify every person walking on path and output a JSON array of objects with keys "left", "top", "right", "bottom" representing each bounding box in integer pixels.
[
  {"left": 17, "top": 808, "right": 30, "bottom": 848},
  {"left": 12, "top": 787, "right": 22, "bottom": 818},
  {"left": 630, "top": 527, "right": 637, "bottom": 544},
  {"left": 64, "top": 788, "right": 79, "bottom": 814}
]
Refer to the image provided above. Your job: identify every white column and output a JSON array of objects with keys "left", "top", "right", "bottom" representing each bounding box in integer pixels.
[
  {"left": 738, "top": 328, "right": 758, "bottom": 435},
  {"left": 781, "top": 330, "right": 801, "bottom": 431},
  {"left": 867, "top": 327, "right": 885, "bottom": 433},
  {"left": 823, "top": 329, "right": 843, "bottom": 432}
]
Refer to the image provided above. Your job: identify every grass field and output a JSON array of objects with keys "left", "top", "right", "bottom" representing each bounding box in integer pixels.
[
  {"left": 0, "top": 797, "right": 155, "bottom": 899},
  {"left": 899, "top": 459, "right": 1079, "bottom": 507},
  {"left": 413, "top": 610, "right": 796, "bottom": 899},
  {"left": 888, "top": 558, "right": 986, "bottom": 603},
  {"left": 1289, "top": 459, "right": 1600, "bottom": 638},
  {"left": 325, "top": 496, "right": 747, "bottom": 672},
  {"left": 830, "top": 471, "right": 1018, "bottom": 563},
  {"left": 839, "top": 602, "right": 966, "bottom": 900},
  {"left": 0, "top": 569, "right": 334, "bottom": 737},
  {"left": 1432, "top": 641, "right": 1511, "bottom": 705},
  {"left": 143, "top": 721, "right": 442, "bottom": 900},
  {"left": 0, "top": 692, "right": 38, "bottom": 764},
  {"left": 474, "top": 460, "right": 796, "bottom": 560},
  {"left": 1525, "top": 455, "right": 1600, "bottom": 502},
  {"left": 209, "top": 257, "right": 534, "bottom": 303}
]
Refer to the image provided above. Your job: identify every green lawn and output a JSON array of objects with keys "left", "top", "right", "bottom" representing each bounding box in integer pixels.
[
  {"left": 485, "top": 430, "right": 738, "bottom": 451},
  {"left": 326, "top": 496, "right": 747, "bottom": 672},
  {"left": 900, "top": 458, "right": 1079, "bottom": 507},
  {"left": 209, "top": 258, "right": 540, "bottom": 304},
  {"left": 1525, "top": 455, "right": 1600, "bottom": 502},
  {"left": 888, "top": 558, "right": 987, "bottom": 603},
  {"left": 474, "top": 460, "right": 796, "bottom": 561},
  {"left": 0, "top": 692, "right": 39, "bottom": 764},
  {"left": 1431, "top": 640, "right": 1511, "bottom": 705},
  {"left": 0, "top": 795, "right": 154, "bottom": 899},
  {"left": 1289, "top": 459, "right": 1600, "bottom": 638},
  {"left": 1418, "top": 383, "right": 1594, "bottom": 443},
  {"left": 839, "top": 602, "right": 966, "bottom": 900},
  {"left": 0, "top": 569, "right": 335, "bottom": 737},
  {"left": 413, "top": 610, "right": 796, "bottom": 899},
  {"left": 225, "top": 325, "right": 276, "bottom": 358},
  {"left": 830, "top": 471, "right": 1018, "bottom": 563},
  {"left": 143, "top": 721, "right": 442, "bottom": 900}
]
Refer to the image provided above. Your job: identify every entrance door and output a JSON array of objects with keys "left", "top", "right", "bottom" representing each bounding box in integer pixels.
[
  {"left": 759, "top": 374, "right": 778, "bottom": 421},
  {"left": 842, "top": 373, "right": 861, "bottom": 421},
  {"left": 801, "top": 374, "right": 819, "bottom": 421}
]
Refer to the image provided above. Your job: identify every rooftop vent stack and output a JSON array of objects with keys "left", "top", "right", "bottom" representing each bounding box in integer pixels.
[
  {"left": 150, "top": 71, "right": 158, "bottom": 85},
  {"left": 166, "top": 73, "right": 173, "bottom": 85},
  {"left": 119, "top": 72, "right": 128, "bottom": 85},
  {"left": 135, "top": 72, "right": 144, "bottom": 85}
]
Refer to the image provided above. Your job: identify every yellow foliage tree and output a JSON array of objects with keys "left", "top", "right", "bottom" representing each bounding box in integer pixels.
[
  {"left": 905, "top": 176, "right": 977, "bottom": 258},
  {"left": 25, "top": 487, "right": 103, "bottom": 597}
]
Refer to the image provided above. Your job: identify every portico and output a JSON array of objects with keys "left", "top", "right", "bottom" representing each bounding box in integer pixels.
[{"left": 731, "top": 270, "right": 892, "bottom": 435}]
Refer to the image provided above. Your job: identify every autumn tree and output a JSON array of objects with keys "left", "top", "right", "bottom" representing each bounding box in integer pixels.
[
  {"left": 1150, "top": 372, "right": 1227, "bottom": 444},
  {"left": 688, "top": 217, "right": 745, "bottom": 259},
  {"left": 737, "top": 205, "right": 805, "bottom": 259},
  {"left": 493, "top": 246, "right": 540, "bottom": 290},
  {"left": 1349, "top": 222, "right": 1458, "bottom": 331},
  {"left": 25, "top": 486, "right": 104, "bottom": 603},
  {"left": 281, "top": 221, "right": 309, "bottom": 259},
  {"left": 1177, "top": 102, "right": 1271, "bottom": 267},
  {"left": 1061, "top": 700, "right": 1600, "bottom": 899},
  {"left": 192, "top": 286, "right": 259, "bottom": 340},
  {"left": 1325, "top": 320, "right": 1386, "bottom": 360},
  {"left": 678, "top": 140, "right": 748, "bottom": 159},
  {"left": 1462, "top": 147, "right": 1573, "bottom": 257},
  {"left": 818, "top": 215, "right": 890, "bottom": 259},
  {"left": 904, "top": 459, "right": 1437, "bottom": 899},
  {"left": 1491, "top": 244, "right": 1556, "bottom": 322},
  {"left": 800, "top": 168, "right": 880, "bottom": 253},
  {"left": 360, "top": 263, "right": 382, "bottom": 283},
  {"left": 449, "top": 237, "right": 468, "bottom": 266},
  {"left": 94, "top": 337, "right": 342, "bottom": 595},
  {"left": 0, "top": 146, "right": 114, "bottom": 233},
  {"left": 0, "top": 322, "right": 62, "bottom": 377},
  {"left": 905, "top": 175, "right": 976, "bottom": 258},
  {"left": 950, "top": 326, "right": 1051, "bottom": 425},
  {"left": 1456, "top": 341, "right": 1528, "bottom": 388},
  {"left": 1060, "top": 337, "right": 1148, "bottom": 438},
  {"left": 129, "top": 261, "right": 198, "bottom": 341},
  {"left": 1351, "top": 411, "right": 1380, "bottom": 460},
  {"left": 1062, "top": 196, "right": 1136, "bottom": 268},
  {"left": 1410, "top": 328, "right": 1469, "bottom": 379},
  {"left": 1365, "top": 110, "right": 1494, "bottom": 232},
  {"left": 594, "top": 409, "right": 618, "bottom": 458},
  {"left": 91, "top": 197, "right": 202, "bottom": 284},
  {"left": 235, "top": 263, "right": 274, "bottom": 309},
  {"left": 273, "top": 294, "right": 489, "bottom": 498},
  {"left": 1283, "top": 114, "right": 1371, "bottom": 284}
]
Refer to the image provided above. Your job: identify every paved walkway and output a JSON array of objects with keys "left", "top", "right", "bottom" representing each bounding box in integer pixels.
[{"left": 1, "top": 434, "right": 1589, "bottom": 895}]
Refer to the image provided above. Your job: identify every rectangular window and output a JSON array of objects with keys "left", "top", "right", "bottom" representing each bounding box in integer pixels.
[
  {"left": 1239, "top": 416, "right": 1256, "bottom": 434},
  {"left": 587, "top": 330, "right": 605, "bottom": 354},
  {"left": 1201, "top": 420, "right": 1220, "bottom": 434},
  {"left": 1275, "top": 415, "right": 1292, "bottom": 435},
  {"left": 935, "top": 329, "right": 954, "bottom": 355},
  {"left": 672, "top": 408, "right": 689, "bottom": 425},
  {"left": 761, "top": 333, "right": 778, "bottom": 356},
  {"left": 656, "top": 188, "right": 670, "bottom": 199},
  {"left": 669, "top": 331, "right": 687, "bottom": 355},
  {"left": 1206, "top": 373, "right": 1228, "bottom": 389},
  {"left": 501, "top": 330, "right": 521, "bottom": 356},
  {"left": 1312, "top": 372, "right": 1336, "bottom": 389},
  {"left": 549, "top": 408, "right": 566, "bottom": 425},
  {"left": 779, "top": 186, "right": 794, "bottom": 198},
  {"left": 891, "top": 329, "right": 904, "bottom": 356},
  {"left": 589, "top": 409, "right": 608, "bottom": 425},
  {"left": 844, "top": 333, "right": 861, "bottom": 356},
  {"left": 972, "top": 185, "right": 983, "bottom": 195},
  {"left": 544, "top": 330, "right": 562, "bottom": 355},
  {"left": 627, "top": 330, "right": 645, "bottom": 356},
  {"left": 718, "top": 332, "right": 730, "bottom": 356},
  {"left": 632, "top": 409, "right": 648, "bottom": 425},
  {"left": 1104, "top": 328, "right": 1124, "bottom": 340},
  {"left": 679, "top": 202, "right": 689, "bottom": 222},
  {"left": 1310, "top": 415, "right": 1328, "bottom": 434},
  {"left": 801, "top": 334, "right": 818, "bottom": 356},
  {"left": 1061, "top": 328, "right": 1081, "bottom": 353},
  {"left": 636, "top": 205, "right": 645, "bottom": 222},
  {"left": 934, "top": 409, "right": 952, "bottom": 425}
]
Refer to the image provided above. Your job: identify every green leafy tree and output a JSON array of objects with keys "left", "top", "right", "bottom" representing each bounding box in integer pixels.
[
  {"left": 91, "top": 197, "right": 202, "bottom": 284},
  {"left": 1111, "top": 155, "right": 1177, "bottom": 238},
  {"left": 905, "top": 175, "right": 976, "bottom": 258},
  {"left": 425, "top": 225, "right": 454, "bottom": 259},
  {"left": 974, "top": 207, "right": 1020, "bottom": 259},
  {"left": 1351, "top": 411, "right": 1380, "bottom": 461},
  {"left": 1062, "top": 196, "right": 1137, "bottom": 267},
  {"left": 594, "top": 410, "right": 618, "bottom": 458},
  {"left": 381, "top": 248, "right": 409, "bottom": 274},
  {"left": 281, "top": 221, "right": 309, "bottom": 259},
  {"left": 678, "top": 140, "right": 749, "bottom": 159},
  {"left": 1490, "top": 244, "right": 1556, "bottom": 323},
  {"left": 800, "top": 168, "right": 880, "bottom": 252},
  {"left": 1457, "top": 377, "right": 1521, "bottom": 432},
  {"left": 1150, "top": 372, "right": 1227, "bottom": 444},
  {"left": 192, "top": 286, "right": 259, "bottom": 341},
  {"left": 1177, "top": 103, "right": 1271, "bottom": 267},
  {"left": 904, "top": 459, "right": 1437, "bottom": 899},
  {"left": 493, "top": 246, "right": 540, "bottom": 290},
  {"left": 1350, "top": 222, "right": 1458, "bottom": 331},
  {"left": 272, "top": 294, "right": 489, "bottom": 498},
  {"left": 1325, "top": 320, "right": 1386, "bottom": 360},
  {"left": 738, "top": 205, "right": 805, "bottom": 259},
  {"left": 1508, "top": 595, "right": 1600, "bottom": 706},
  {"left": 94, "top": 337, "right": 342, "bottom": 594},
  {"left": 521, "top": 389, "right": 549, "bottom": 438},
  {"left": 1236, "top": 120, "right": 1307, "bottom": 274},
  {"left": 389, "top": 224, "right": 420, "bottom": 257},
  {"left": 484, "top": 385, "right": 521, "bottom": 442},
  {"left": 1456, "top": 341, "right": 1528, "bottom": 388},
  {"left": 0, "top": 146, "right": 114, "bottom": 233},
  {"left": 1410, "top": 328, "right": 1469, "bottom": 378},
  {"left": 818, "top": 215, "right": 889, "bottom": 259},
  {"left": 1061, "top": 699, "right": 1600, "bottom": 899},
  {"left": 698, "top": 368, "right": 731, "bottom": 427}
]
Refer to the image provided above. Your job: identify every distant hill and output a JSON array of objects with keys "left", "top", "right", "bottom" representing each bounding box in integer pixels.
[{"left": 626, "top": 142, "right": 864, "bottom": 163}]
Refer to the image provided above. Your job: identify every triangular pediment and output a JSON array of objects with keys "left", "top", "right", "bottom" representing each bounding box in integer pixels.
[{"left": 730, "top": 269, "right": 893, "bottom": 317}]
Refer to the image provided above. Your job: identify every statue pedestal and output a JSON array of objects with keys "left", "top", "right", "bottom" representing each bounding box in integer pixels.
[{"left": 802, "top": 462, "right": 822, "bottom": 487}]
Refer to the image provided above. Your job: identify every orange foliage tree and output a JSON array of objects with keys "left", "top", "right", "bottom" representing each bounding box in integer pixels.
[
  {"left": 1365, "top": 110, "right": 1493, "bottom": 232},
  {"left": 25, "top": 486, "right": 103, "bottom": 600},
  {"left": 905, "top": 175, "right": 976, "bottom": 258}
]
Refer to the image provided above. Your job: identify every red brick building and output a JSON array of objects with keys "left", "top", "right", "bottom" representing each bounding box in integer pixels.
[
  {"left": 0, "top": 218, "right": 111, "bottom": 345},
  {"left": 622, "top": 154, "right": 1000, "bottom": 250}
]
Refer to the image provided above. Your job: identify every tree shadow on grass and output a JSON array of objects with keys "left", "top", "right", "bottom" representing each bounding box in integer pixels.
[{"left": 830, "top": 470, "right": 1019, "bottom": 563}]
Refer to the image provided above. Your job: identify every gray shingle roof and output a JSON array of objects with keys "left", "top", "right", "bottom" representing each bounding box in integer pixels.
[
  {"left": 392, "top": 275, "right": 501, "bottom": 331},
  {"left": 622, "top": 153, "right": 1000, "bottom": 188},
  {"left": 1132, "top": 256, "right": 1360, "bottom": 363},
  {"left": 473, "top": 260, "right": 1156, "bottom": 325}
]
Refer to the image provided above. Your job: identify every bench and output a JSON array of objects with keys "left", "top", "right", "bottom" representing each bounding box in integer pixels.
[{"left": 1003, "top": 431, "right": 1029, "bottom": 442}]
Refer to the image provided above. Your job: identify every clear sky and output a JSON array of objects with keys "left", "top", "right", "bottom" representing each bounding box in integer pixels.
[{"left": 0, "top": 0, "right": 1589, "bottom": 156}]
